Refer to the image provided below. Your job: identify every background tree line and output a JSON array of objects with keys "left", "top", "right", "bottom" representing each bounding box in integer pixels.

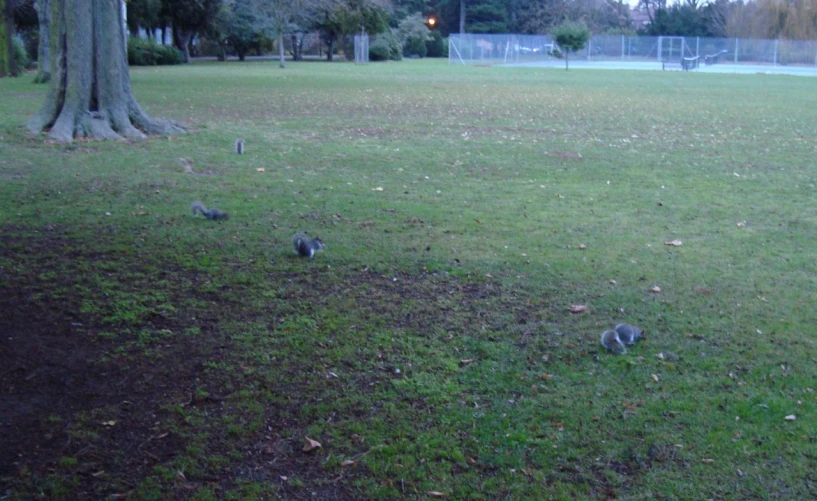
[{"left": 3, "top": 0, "right": 817, "bottom": 76}]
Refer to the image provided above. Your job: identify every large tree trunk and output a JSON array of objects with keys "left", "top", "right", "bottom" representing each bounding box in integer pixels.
[
  {"left": 2, "top": 0, "right": 16, "bottom": 77},
  {"left": 27, "top": 0, "right": 185, "bottom": 143},
  {"left": 172, "top": 23, "right": 191, "bottom": 63},
  {"left": 326, "top": 38, "right": 333, "bottom": 62},
  {"left": 33, "top": 0, "right": 51, "bottom": 83},
  {"left": 459, "top": 0, "right": 465, "bottom": 33}
]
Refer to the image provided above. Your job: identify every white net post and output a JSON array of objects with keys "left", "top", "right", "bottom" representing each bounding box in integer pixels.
[{"left": 354, "top": 34, "right": 369, "bottom": 65}]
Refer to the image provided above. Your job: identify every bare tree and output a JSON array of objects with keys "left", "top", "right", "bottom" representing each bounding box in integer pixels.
[
  {"left": 27, "top": 0, "right": 184, "bottom": 143},
  {"left": 253, "top": 0, "right": 304, "bottom": 68}
]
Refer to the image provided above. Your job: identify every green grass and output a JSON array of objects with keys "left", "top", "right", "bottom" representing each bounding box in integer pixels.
[{"left": 1, "top": 59, "right": 817, "bottom": 500}]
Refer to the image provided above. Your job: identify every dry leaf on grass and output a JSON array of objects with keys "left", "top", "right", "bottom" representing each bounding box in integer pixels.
[
  {"left": 428, "top": 492, "right": 446, "bottom": 498},
  {"left": 341, "top": 460, "right": 356, "bottom": 467},
  {"left": 650, "top": 286, "right": 662, "bottom": 293},
  {"left": 578, "top": 244, "right": 587, "bottom": 249},
  {"left": 785, "top": 415, "right": 796, "bottom": 421},
  {"left": 459, "top": 359, "right": 475, "bottom": 366},
  {"left": 651, "top": 374, "right": 659, "bottom": 382},
  {"left": 303, "top": 437, "right": 322, "bottom": 452},
  {"left": 256, "top": 168, "right": 265, "bottom": 172},
  {"left": 737, "top": 221, "right": 746, "bottom": 227},
  {"left": 702, "top": 458, "right": 715, "bottom": 463},
  {"left": 664, "top": 240, "right": 683, "bottom": 246},
  {"left": 569, "top": 304, "right": 587, "bottom": 313}
]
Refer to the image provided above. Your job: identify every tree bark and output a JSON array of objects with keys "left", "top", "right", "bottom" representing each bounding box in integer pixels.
[
  {"left": 172, "top": 23, "right": 191, "bottom": 63},
  {"left": 326, "top": 38, "right": 334, "bottom": 61},
  {"left": 27, "top": 0, "right": 185, "bottom": 143},
  {"left": 0, "top": 0, "right": 7, "bottom": 77},
  {"left": 33, "top": 0, "right": 51, "bottom": 83},
  {"left": 277, "top": 32, "right": 285, "bottom": 68},
  {"left": 3, "top": 0, "right": 17, "bottom": 77},
  {"left": 459, "top": 0, "right": 465, "bottom": 33}
]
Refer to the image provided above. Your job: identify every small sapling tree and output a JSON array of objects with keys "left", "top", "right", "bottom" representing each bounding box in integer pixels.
[{"left": 551, "top": 21, "right": 591, "bottom": 71}]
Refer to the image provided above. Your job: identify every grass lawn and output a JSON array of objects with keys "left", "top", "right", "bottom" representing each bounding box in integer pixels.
[{"left": 1, "top": 58, "right": 816, "bottom": 500}]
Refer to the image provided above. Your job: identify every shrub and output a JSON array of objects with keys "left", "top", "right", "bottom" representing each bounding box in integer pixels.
[
  {"left": 127, "top": 38, "right": 184, "bottom": 66},
  {"left": 426, "top": 31, "right": 447, "bottom": 58},
  {"left": 403, "top": 36, "right": 427, "bottom": 58},
  {"left": 397, "top": 13, "right": 431, "bottom": 58},
  {"left": 369, "top": 31, "right": 402, "bottom": 61}
]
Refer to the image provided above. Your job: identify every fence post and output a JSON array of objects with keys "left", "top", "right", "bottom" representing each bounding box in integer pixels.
[{"left": 734, "top": 38, "right": 738, "bottom": 64}]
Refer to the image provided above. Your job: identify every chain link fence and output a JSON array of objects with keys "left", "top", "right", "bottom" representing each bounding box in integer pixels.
[{"left": 449, "top": 34, "right": 817, "bottom": 68}]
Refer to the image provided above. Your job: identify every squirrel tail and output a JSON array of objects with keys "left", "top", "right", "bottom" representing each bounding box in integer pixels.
[
  {"left": 293, "top": 232, "right": 307, "bottom": 251},
  {"left": 601, "top": 330, "right": 626, "bottom": 354},
  {"left": 191, "top": 200, "right": 207, "bottom": 216}
]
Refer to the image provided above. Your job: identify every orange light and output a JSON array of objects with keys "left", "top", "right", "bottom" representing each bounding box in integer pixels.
[{"left": 427, "top": 17, "right": 437, "bottom": 27}]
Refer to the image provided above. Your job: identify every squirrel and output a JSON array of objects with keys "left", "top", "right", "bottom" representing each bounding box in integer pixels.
[
  {"left": 292, "top": 233, "right": 324, "bottom": 258},
  {"left": 614, "top": 323, "right": 644, "bottom": 345},
  {"left": 601, "top": 329, "right": 627, "bottom": 354},
  {"left": 191, "top": 201, "right": 229, "bottom": 221},
  {"left": 234, "top": 139, "right": 244, "bottom": 154}
]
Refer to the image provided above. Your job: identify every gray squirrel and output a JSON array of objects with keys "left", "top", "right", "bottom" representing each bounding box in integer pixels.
[
  {"left": 234, "top": 139, "right": 244, "bottom": 154},
  {"left": 191, "top": 201, "right": 229, "bottom": 221},
  {"left": 614, "top": 323, "right": 643, "bottom": 345},
  {"left": 292, "top": 233, "right": 324, "bottom": 258},
  {"left": 601, "top": 323, "right": 644, "bottom": 354}
]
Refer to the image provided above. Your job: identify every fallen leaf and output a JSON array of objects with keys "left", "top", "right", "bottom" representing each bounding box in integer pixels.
[
  {"left": 736, "top": 221, "right": 746, "bottom": 227},
  {"left": 609, "top": 279, "right": 617, "bottom": 285},
  {"left": 578, "top": 244, "right": 587, "bottom": 249},
  {"left": 737, "top": 468, "right": 746, "bottom": 477},
  {"left": 428, "top": 492, "right": 446, "bottom": 498},
  {"left": 341, "top": 460, "right": 356, "bottom": 467},
  {"left": 91, "top": 470, "right": 105, "bottom": 477},
  {"left": 702, "top": 458, "right": 715, "bottom": 463},
  {"left": 372, "top": 187, "right": 384, "bottom": 191},
  {"left": 459, "top": 359, "right": 475, "bottom": 366},
  {"left": 101, "top": 420, "right": 116, "bottom": 426},
  {"left": 785, "top": 415, "right": 796, "bottom": 421},
  {"left": 466, "top": 456, "right": 477, "bottom": 464},
  {"left": 651, "top": 374, "right": 659, "bottom": 382},
  {"left": 569, "top": 304, "right": 587, "bottom": 313},
  {"left": 664, "top": 239, "right": 683, "bottom": 246},
  {"left": 303, "top": 437, "right": 322, "bottom": 452},
  {"left": 650, "top": 286, "right": 662, "bottom": 293},
  {"left": 256, "top": 167, "right": 265, "bottom": 172}
]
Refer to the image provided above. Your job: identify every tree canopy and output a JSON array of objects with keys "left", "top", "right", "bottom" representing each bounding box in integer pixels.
[{"left": 551, "top": 21, "right": 590, "bottom": 70}]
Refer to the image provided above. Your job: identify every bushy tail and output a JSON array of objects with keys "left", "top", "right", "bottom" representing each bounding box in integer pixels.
[
  {"left": 191, "top": 200, "right": 207, "bottom": 216},
  {"left": 601, "top": 330, "right": 626, "bottom": 354},
  {"left": 293, "top": 233, "right": 308, "bottom": 255}
]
